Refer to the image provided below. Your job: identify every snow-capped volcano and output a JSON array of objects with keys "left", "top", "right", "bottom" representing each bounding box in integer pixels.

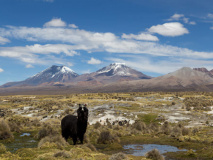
[
  {"left": 32, "top": 65, "right": 78, "bottom": 79},
  {"left": 73, "top": 63, "right": 151, "bottom": 84},
  {"left": 2, "top": 65, "right": 79, "bottom": 87},
  {"left": 27, "top": 65, "right": 79, "bottom": 85},
  {"left": 97, "top": 63, "right": 131, "bottom": 76},
  {"left": 96, "top": 63, "right": 151, "bottom": 79}
]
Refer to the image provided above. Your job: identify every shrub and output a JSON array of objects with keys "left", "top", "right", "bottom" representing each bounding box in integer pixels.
[
  {"left": 149, "top": 123, "right": 160, "bottom": 133},
  {"left": 85, "top": 143, "right": 96, "bottom": 151},
  {"left": 110, "top": 152, "right": 128, "bottom": 160},
  {"left": 7, "top": 121, "right": 21, "bottom": 133},
  {"left": 171, "top": 125, "right": 182, "bottom": 137},
  {"left": 0, "top": 119, "right": 13, "bottom": 140},
  {"left": 38, "top": 135, "right": 68, "bottom": 149},
  {"left": 161, "top": 121, "right": 172, "bottom": 135},
  {"left": 186, "top": 149, "right": 197, "bottom": 157},
  {"left": 37, "top": 123, "right": 58, "bottom": 140},
  {"left": 145, "top": 149, "right": 164, "bottom": 160},
  {"left": 182, "top": 127, "right": 191, "bottom": 136},
  {"left": 132, "top": 121, "right": 146, "bottom": 131},
  {"left": 93, "top": 122, "right": 101, "bottom": 129},
  {"left": 54, "top": 151, "right": 71, "bottom": 158},
  {"left": 0, "top": 143, "right": 7, "bottom": 154},
  {"left": 97, "top": 130, "right": 120, "bottom": 144}
]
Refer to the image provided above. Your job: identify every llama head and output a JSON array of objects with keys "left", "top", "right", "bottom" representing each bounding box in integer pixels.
[{"left": 77, "top": 104, "right": 88, "bottom": 121}]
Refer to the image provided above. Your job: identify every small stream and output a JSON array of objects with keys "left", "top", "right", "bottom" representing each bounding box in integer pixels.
[
  {"left": 123, "top": 144, "right": 188, "bottom": 157},
  {"left": 4, "top": 132, "right": 38, "bottom": 153}
]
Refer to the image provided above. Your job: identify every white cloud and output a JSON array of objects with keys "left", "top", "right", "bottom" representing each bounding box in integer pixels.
[
  {"left": 107, "top": 56, "right": 213, "bottom": 75},
  {"left": 0, "top": 36, "right": 10, "bottom": 45},
  {"left": 44, "top": 18, "right": 66, "bottom": 27},
  {"left": 88, "top": 57, "right": 102, "bottom": 64},
  {"left": 148, "top": 22, "right": 189, "bottom": 37},
  {"left": 207, "top": 13, "right": 213, "bottom": 19},
  {"left": 1, "top": 20, "right": 213, "bottom": 66},
  {"left": 168, "top": 14, "right": 196, "bottom": 25},
  {"left": 68, "top": 24, "right": 78, "bottom": 29},
  {"left": 168, "top": 14, "right": 184, "bottom": 21},
  {"left": 0, "top": 68, "right": 3, "bottom": 72},
  {"left": 0, "top": 44, "right": 79, "bottom": 64},
  {"left": 210, "top": 26, "right": 213, "bottom": 30},
  {"left": 26, "top": 64, "right": 34, "bottom": 68},
  {"left": 122, "top": 33, "right": 159, "bottom": 41}
]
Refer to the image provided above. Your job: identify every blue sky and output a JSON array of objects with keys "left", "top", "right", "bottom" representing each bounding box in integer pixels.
[{"left": 0, "top": 0, "right": 213, "bottom": 85}]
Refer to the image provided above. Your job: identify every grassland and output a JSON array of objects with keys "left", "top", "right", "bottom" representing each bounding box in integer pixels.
[{"left": 0, "top": 92, "right": 213, "bottom": 159}]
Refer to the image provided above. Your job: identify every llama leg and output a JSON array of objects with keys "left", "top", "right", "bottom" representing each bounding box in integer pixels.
[
  {"left": 72, "top": 135, "right": 77, "bottom": 145},
  {"left": 79, "top": 134, "right": 84, "bottom": 144},
  {"left": 62, "top": 132, "right": 69, "bottom": 141}
]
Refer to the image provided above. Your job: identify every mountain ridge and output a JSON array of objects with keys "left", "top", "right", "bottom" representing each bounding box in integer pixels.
[
  {"left": 1, "top": 66, "right": 213, "bottom": 94},
  {"left": 1, "top": 63, "right": 151, "bottom": 87}
]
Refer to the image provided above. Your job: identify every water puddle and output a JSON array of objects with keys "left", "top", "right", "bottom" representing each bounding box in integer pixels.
[
  {"left": 123, "top": 144, "right": 187, "bottom": 156},
  {"left": 4, "top": 132, "right": 38, "bottom": 153},
  {"left": 20, "top": 133, "right": 31, "bottom": 137}
]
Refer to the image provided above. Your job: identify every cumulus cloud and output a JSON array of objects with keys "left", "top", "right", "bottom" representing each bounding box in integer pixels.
[
  {"left": 211, "top": 26, "right": 213, "bottom": 30},
  {"left": 0, "top": 19, "right": 213, "bottom": 67},
  {"left": 0, "top": 36, "right": 10, "bottom": 45},
  {"left": 167, "top": 14, "right": 196, "bottom": 25},
  {"left": 122, "top": 33, "right": 159, "bottom": 41},
  {"left": 148, "top": 22, "right": 189, "bottom": 37},
  {"left": 44, "top": 18, "right": 66, "bottom": 27},
  {"left": 88, "top": 57, "right": 102, "bottom": 64},
  {"left": 0, "top": 68, "right": 3, "bottom": 72}
]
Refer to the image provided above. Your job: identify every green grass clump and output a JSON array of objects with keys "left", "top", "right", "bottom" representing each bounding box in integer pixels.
[{"left": 138, "top": 114, "right": 158, "bottom": 124}]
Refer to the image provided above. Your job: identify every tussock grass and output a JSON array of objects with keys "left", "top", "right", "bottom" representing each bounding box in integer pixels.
[
  {"left": 0, "top": 119, "right": 13, "bottom": 140},
  {"left": 145, "top": 149, "right": 164, "bottom": 160}
]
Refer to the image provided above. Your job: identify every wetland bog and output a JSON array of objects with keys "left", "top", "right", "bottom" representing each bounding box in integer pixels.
[{"left": 1, "top": 92, "right": 213, "bottom": 159}]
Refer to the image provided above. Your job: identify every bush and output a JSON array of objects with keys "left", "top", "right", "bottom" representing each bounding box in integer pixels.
[
  {"left": 161, "top": 121, "right": 172, "bottom": 135},
  {"left": 110, "top": 152, "right": 128, "bottom": 160},
  {"left": 93, "top": 122, "right": 101, "bottom": 129},
  {"left": 0, "top": 119, "right": 13, "bottom": 140},
  {"left": 85, "top": 143, "right": 96, "bottom": 151},
  {"left": 97, "top": 130, "right": 120, "bottom": 144},
  {"left": 0, "top": 143, "right": 7, "bottom": 154},
  {"left": 37, "top": 123, "right": 58, "bottom": 140},
  {"left": 171, "top": 125, "right": 182, "bottom": 137},
  {"left": 149, "top": 123, "right": 160, "bottom": 133},
  {"left": 7, "top": 121, "right": 21, "bottom": 133},
  {"left": 132, "top": 121, "right": 146, "bottom": 131},
  {"left": 145, "top": 149, "right": 164, "bottom": 160},
  {"left": 38, "top": 135, "right": 68, "bottom": 149},
  {"left": 54, "top": 151, "right": 71, "bottom": 158},
  {"left": 182, "top": 127, "right": 191, "bottom": 136}
]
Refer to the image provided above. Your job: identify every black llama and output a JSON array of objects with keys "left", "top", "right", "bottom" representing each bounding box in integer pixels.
[{"left": 61, "top": 104, "right": 88, "bottom": 145}]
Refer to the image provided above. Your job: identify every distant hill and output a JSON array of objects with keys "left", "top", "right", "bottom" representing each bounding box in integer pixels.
[{"left": 97, "top": 67, "right": 213, "bottom": 92}]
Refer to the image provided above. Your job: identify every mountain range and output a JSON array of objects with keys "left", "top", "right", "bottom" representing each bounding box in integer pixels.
[{"left": 1, "top": 63, "right": 213, "bottom": 95}]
